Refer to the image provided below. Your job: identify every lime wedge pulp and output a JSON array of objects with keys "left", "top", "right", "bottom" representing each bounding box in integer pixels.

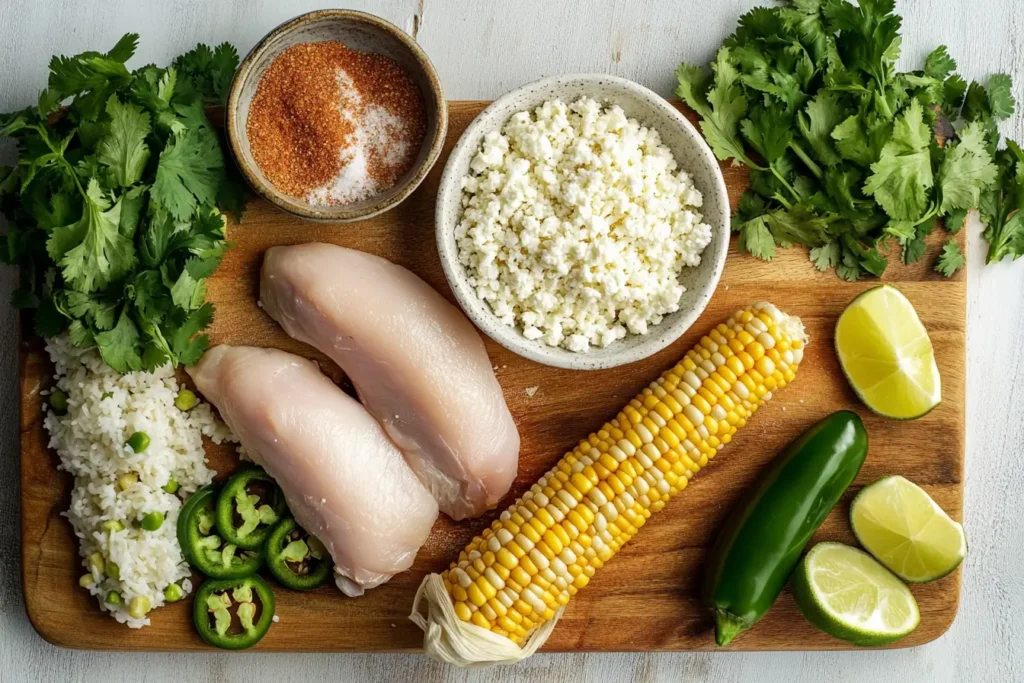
[
  {"left": 791, "top": 542, "right": 920, "bottom": 646},
  {"left": 851, "top": 475, "right": 967, "bottom": 583},
  {"left": 834, "top": 285, "right": 941, "bottom": 419}
]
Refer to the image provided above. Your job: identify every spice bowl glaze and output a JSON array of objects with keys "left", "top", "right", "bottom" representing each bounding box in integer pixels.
[
  {"left": 435, "top": 74, "right": 731, "bottom": 371},
  {"left": 227, "top": 10, "right": 447, "bottom": 222}
]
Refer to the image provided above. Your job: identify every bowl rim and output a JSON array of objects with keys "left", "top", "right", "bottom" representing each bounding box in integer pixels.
[
  {"left": 226, "top": 9, "right": 448, "bottom": 222},
  {"left": 435, "top": 73, "right": 731, "bottom": 370}
]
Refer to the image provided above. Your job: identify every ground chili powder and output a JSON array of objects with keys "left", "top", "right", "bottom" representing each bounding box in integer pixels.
[{"left": 246, "top": 41, "right": 426, "bottom": 204}]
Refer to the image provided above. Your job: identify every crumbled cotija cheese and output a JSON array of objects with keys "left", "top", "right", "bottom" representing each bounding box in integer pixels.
[{"left": 455, "top": 97, "right": 713, "bottom": 353}]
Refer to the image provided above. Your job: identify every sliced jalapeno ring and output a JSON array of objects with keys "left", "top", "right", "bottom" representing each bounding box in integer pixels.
[
  {"left": 193, "top": 575, "right": 275, "bottom": 650},
  {"left": 265, "top": 518, "right": 333, "bottom": 591},
  {"left": 215, "top": 467, "right": 288, "bottom": 551},
  {"left": 180, "top": 485, "right": 264, "bottom": 579},
  {"left": 177, "top": 485, "right": 218, "bottom": 566}
]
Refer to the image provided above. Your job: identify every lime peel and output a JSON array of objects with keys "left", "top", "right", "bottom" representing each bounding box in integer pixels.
[{"left": 792, "top": 542, "right": 920, "bottom": 646}]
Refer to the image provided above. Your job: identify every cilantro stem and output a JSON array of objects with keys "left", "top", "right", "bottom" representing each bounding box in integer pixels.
[
  {"left": 875, "top": 87, "right": 894, "bottom": 120},
  {"left": 770, "top": 164, "right": 802, "bottom": 204},
  {"left": 772, "top": 193, "right": 794, "bottom": 211},
  {"left": 788, "top": 141, "right": 824, "bottom": 182},
  {"left": 913, "top": 204, "right": 938, "bottom": 227}
]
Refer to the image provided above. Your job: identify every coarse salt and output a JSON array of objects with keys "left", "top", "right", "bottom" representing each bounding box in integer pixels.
[{"left": 308, "top": 71, "right": 417, "bottom": 206}]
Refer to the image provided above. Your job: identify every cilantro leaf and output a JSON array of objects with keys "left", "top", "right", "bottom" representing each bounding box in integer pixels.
[
  {"left": 901, "top": 233, "right": 927, "bottom": 264},
  {"left": 810, "top": 241, "right": 841, "bottom": 270},
  {"left": 167, "top": 302, "right": 215, "bottom": 365},
  {"left": 779, "top": 0, "right": 830, "bottom": 64},
  {"left": 944, "top": 207, "right": 968, "bottom": 234},
  {"left": 741, "top": 104, "right": 792, "bottom": 165},
  {"left": 823, "top": 0, "right": 902, "bottom": 90},
  {"left": 799, "top": 91, "right": 845, "bottom": 167},
  {"left": 168, "top": 265, "right": 207, "bottom": 311},
  {"left": 151, "top": 128, "right": 224, "bottom": 220},
  {"left": 173, "top": 43, "right": 239, "bottom": 105},
  {"left": 942, "top": 74, "right": 967, "bottom": 117},
  {"left": 106, "top": 34, "right": 140, "bottom": 63},
  {"left": 938, "top": 121, "right": 998, "bottom": 214},
  {"left": 883, "top": 220, "right": 916, "bottom": 241},
  {"left": 987, "top": 74, "right": 1015, "bottom": 121},
  {"left": 767, "top": 205, "right": 832, "bottom": 247},
  {"left": 49, "top": 179, "right": 134, "bottom": 293},
  {"left": 676, "top": 49, "right": 753, "bottom": 166},
  {"left": 934, "top": 239, "right": 965, "bottom": 276},
  {"left": 96, "top": 95, "right": 151, "bottom": 187},
  {"left": 737, "top": 215, "right": 776, "bottom": 261},
  {"left": 67, "top": 319, "right": 95, "bottom": 348},
  {"left": 94, "top": 307, "right": 142, "bottom": 373},
  {"left": 980, "top": 143, "right": 1024, "bottom": 263},
  {"left": 924, "top": 45, "right": 956, "bottom": 80},
  {"left": 46, "top": 34, "right": 137, "bottom": 113},
  {"left": 864, "top": 99, "right": 933, "bottom": 220},
  {"left": 831, "top": 113, "right": 891, "bottom": 167},
  {"left": 64, "top": 290, "right": 117, "bottom": 330}
]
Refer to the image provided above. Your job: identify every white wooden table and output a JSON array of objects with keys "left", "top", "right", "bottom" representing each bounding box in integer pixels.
[{"left": 1, "top": 1, "right": 1022, "bottom": 680}]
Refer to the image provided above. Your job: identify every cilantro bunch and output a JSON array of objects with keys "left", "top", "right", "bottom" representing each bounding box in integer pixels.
[
  {"left": 676, "top": 0, "right": 1022, "bottom": 279},
  {"left": 0, "top": 34, "right": 245, "bottom": 372}
]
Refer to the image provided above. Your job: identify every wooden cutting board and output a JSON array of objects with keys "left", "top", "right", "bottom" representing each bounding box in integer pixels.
[{"left": 19, "top": 101, "right": 965, "bottom": 652}]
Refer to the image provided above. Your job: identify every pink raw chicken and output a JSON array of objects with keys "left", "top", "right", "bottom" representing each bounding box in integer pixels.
[
  {"left": 260, "top": 243, "right": 520, "bottom": 520},
  {"left": 188, "top": 345, "right": 439, "bottom": 596}
]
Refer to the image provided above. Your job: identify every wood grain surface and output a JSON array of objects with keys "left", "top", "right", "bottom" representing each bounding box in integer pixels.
[{"left": 19, "top": 101, "right": 965, "bottom": 653}]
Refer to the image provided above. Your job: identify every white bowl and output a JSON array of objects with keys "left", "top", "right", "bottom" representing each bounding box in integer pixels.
[{"left": 435, "top": 74, "right": 730, "bottom": 370}]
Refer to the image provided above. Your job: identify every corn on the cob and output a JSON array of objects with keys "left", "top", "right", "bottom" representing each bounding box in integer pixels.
[{"left": 412, "top": 303, "right": 807, "bottom": 666}]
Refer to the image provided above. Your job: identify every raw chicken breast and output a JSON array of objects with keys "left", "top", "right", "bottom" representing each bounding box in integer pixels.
[
  {"left": 260, "top": 243, "right": 520, "bottom": 520},
  {"left": 188, "top": 345, "right": 438, "bottom": 596}
]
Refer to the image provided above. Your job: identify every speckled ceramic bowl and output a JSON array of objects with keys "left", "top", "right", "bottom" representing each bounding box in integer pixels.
[
  {"left": 227, "top": 10, "right": 447, "bottom": 222},
  {"left": 436, "top": 74, "right": 730, "bottom": 370}
]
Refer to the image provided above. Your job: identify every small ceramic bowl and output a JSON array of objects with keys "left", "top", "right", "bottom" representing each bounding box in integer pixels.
[
  {"left": 436, "top": 74, "right": 730, "bottom": 370},
  {"left": 227, "top": 10, "right": 447, "bottom": 222}
]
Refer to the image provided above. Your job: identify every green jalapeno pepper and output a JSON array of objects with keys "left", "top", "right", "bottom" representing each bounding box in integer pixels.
[
  {"left": 703, "top": 411, "right": 868, "bottom": 647},
  {"left": 215, "top": 467, "right": 288, "bottom": 551},
  {"left": 265, "top": 518, "right": 333, "bottom": 591},
  {"left": 193, "top": 575, "right": 275, "bottom": 649},
  {"left": 179, "top": 485, "right": 263, "bottom": 579}
]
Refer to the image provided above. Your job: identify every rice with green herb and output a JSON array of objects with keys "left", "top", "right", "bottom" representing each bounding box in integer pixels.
[{"left": 42, "top": 335, "right": 234, "bottom": 628}]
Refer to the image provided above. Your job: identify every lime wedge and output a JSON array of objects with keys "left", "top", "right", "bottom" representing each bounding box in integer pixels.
[
  {"left": 792, "top": 542, "right": 920, "bottom": 646},
  {"left": 851, "top": 476, "right": 966, "bottom": 583},
  {"left": 834, "top": 285, "right": 941, "bottom": 419}
]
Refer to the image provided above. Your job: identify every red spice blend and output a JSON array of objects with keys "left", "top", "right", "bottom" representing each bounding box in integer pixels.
[{"left": 246, "top": 41, "right": 426, "bottom": 203}]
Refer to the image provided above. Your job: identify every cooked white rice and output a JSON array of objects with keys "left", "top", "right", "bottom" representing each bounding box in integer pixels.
[{"left": 42, "top": 335, "right": 235, "bottom": 628}]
